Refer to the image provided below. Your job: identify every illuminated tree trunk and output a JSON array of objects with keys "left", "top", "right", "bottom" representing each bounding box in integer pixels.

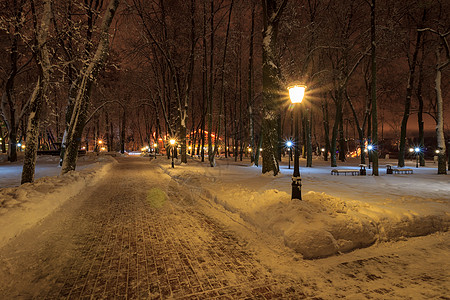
[
  {"left": 435, "top": 45, "right": 448, "bottom": 174},
  {"left": 61, "top": 0, "right": 120, "bottom": 174},
  {"left": 21, "top": 0, "right": 52, "bottom": 184},
  {"left": 261, "top": 0, "right": 288, "bottom": 175}
]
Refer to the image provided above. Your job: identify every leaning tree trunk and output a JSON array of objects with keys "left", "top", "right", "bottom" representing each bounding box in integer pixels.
[{"left": 61, "top": 0, "right": 120, "bottom": 174}]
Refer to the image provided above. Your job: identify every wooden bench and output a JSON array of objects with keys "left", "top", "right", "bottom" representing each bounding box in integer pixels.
[
  {"left": 331, "top": 169, "right": 360, "bottom": 176},
  {"left": 392, "top": 168, "right": 413, "bottom": 174}
]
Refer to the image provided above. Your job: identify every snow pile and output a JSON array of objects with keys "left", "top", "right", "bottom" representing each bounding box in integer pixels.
[
  {"left": 210, "top": 186, "right": 448, "bottom": 258},
  {"left": 162, "top": 159, "right": 449, "bottom": 259},
  {"left": 0, "top": 156, "right": 115, "bottom": 248}
]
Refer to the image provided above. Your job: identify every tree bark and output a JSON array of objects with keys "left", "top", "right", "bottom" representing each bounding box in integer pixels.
[
  {"left": 370, "top": 0, "right": 379, "bottom": 175},
  {"left": 261, "top": 0, "right": 288, "bottom": 175},
  {"left": 398, "top": 17, "right": 423, "bottom": 167},
  {"left": 21, "top": 0, "right": 52, "bottom": 184},
  {"left": 61, "top": 0, "right": 120, "bottom": 174}
]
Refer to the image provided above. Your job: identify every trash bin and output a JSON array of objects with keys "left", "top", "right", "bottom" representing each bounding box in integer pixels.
[
  {"left": 386, "top": 164, "right": 393, "bottom": 174},
  {"left": 359, "top": 164, "right": 367, "bottom": 176}
]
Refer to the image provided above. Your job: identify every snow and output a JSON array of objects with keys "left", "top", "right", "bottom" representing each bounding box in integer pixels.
[
  {"left": 1, "top": 154, "right": 448, "bottom": 258},
  {"left": 0, "top": 153, "right": 448, "bottom": 297},
  {"left": 159, "top": 156, "right": 449, "bottom": 259},
  {"left": 0, "top": 153, "right": 115, "bottom": 248}
]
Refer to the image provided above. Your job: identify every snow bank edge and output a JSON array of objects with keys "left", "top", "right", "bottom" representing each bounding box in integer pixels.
[{"left": 0, "top": 157, "right": 116, "bottom": 249}]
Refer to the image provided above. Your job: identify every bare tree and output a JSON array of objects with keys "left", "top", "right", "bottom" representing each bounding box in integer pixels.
[
  {"left": 21, "top": 0, "right": 52, "bottom": 184},
  {"left": 61, "top": 0, "right": 120, "bottom": 174},
  {"left": 261, "top": 0, "right": 288, "bottom": 175}
]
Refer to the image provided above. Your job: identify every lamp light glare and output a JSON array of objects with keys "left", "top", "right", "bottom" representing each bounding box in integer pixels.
[
  {"left": 169, "top": 139, "right": 176, "bottom": 146},
  {"left": 367, "top": 145, "right": 373, "bottom": 151},
  {"left": 414, "top": 147, "right": 420, "bottom": 153},
  {"left": 288, "top": 85, "right": 306, "bottom": 104},
  {"left": 409, "top": 148, "right": 414, "bottom": 153},
  {"left": 286, "top": 141, "right": 293, "bottom": 148},
  {"left": 435, "top": 149, "right": 440, "bottom": 154}
]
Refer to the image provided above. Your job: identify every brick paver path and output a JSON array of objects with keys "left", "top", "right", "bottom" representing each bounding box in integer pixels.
[{"left": 0, "top": 158, "right": 296, "bottom": 299}]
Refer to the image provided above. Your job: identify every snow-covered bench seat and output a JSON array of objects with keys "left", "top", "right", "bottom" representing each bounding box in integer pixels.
[
  {"left": 331, "top": 169, "right": 359, "bottom": 176},
  {"left": 392, "top": 168, "right": 413, "bottom": 174}
]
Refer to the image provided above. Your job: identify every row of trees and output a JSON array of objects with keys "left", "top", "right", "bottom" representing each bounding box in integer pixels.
[{"left": 1, "top": 0, "right": 449, "bottom": 185}]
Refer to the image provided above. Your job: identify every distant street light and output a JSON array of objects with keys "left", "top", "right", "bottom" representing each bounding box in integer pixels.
[
  {"left": 286, "top": 140, "right": 293, "bottom": 169},
  {"left": 153, "top": 143, "right": 158, "bottom": 159},
  {"left": 288, "top": 84, "right": 306, "bottom": 200},
  {"left": 367, "top": 144, "right": 374, "bottom": 169},
  {"left": 414, "top": 147, "right": 420, "bottom": 168},
  {"left": 170, "top": 138, "right": 176, "bottom": 168}
]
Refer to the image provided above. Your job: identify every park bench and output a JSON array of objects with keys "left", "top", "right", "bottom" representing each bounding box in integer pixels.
[
  {"left": 392, "top": 168, "right": 413, "bottom": 174},
  {"left": 331, "top": 169, "right": 360, "bottom": 176}
]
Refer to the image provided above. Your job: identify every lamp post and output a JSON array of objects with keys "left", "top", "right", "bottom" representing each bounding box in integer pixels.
[
  {"left": 153, "top": 143, "right": 158, "bottom": 159},
  {"left": 288, "top": 84, "right": 306, "bottom": 200},
  {"left": 367, "top": 144, "right": 373, "bottom": 169},
  {"left": 414, "top": 147, "right": 420, "bottom": 168},
  {"left": 286, "top": 140, "right": 293, "bottom": 169},
  {"left": 170, "top": 139, "right": 176, "bottom": 168}
]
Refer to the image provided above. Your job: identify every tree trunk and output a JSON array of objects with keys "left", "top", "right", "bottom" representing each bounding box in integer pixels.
[
  {"left": 208, "top": 0, "right": 215, "bottom": 167},
  {"left": 307, "top": 106, "right": 313, "bottom": 167},
  {"left": 214, "top": 0, "right": 233, "bottom": 161},
  {"left": 261, "top": 0, "right": 288, "bottom": 175},
  {"left": 370, "top": 0, "right": 379, "bottom": 175},
  {"left": 21, "top": 0, "right": 52, "bottom": 184},
  {"left": 330, "top": 98, "right": 342, "bottom": 167},
  {"left": 0, "top": 125, "right": 6, "bottom": 153},
  {"left": 417, "top": 41, "right": 425, "bottom": 166},
  {"left": 338, "top": 110, "right": 346, "bottom": 162},
  {"left": 435, "top": 47, "right": 447, "bottom": 174},
  {"left": 321, "top": 96, "right": 330, "bottom": 161},
  {"left": 120, "top": 108, "right": 126, "bottom": 154},
  {"left": 61, "top": 0, "right": 120, "bottom": 174},
  {"left": 248, "top": 2, "right": 255, "bottom": 164},
  {"left": 398, "top": 22, "right": 423, "bottom": 167}
]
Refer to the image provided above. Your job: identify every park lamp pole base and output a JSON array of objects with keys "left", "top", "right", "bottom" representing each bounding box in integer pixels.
[{"left": 291, "top": 176, "right": 302, "bottom": 200}]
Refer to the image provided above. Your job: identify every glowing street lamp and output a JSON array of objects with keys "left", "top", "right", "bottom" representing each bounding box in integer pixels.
[
  {"left": 288, "top": 84, "right": 306, "bottom": 200},
  {"left": 414, "top": 147, "right": 420, "bottom": 168},
  {"left": 367, "top": 144, "right": 374, "bottom": 169},
  {"left": 153, "top": 143, "right": 158, "bottom": 159},
  {"left": 169, "top": 138, "right": 176, "bottom": 168},
  {"left": 285, "top": 140, "right": 293, "bottom": 169}
]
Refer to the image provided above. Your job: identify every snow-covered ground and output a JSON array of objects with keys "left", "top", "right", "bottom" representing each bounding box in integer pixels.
[
  {"left": 0, "top": 153, "right": 448, "bottom": 298},
  {"left": 1, "top": 153, "right": 448, "bottom": 256},
  {"left": 0, "top": 153, "right": 115, "bottom": 248},
  {"left": 160, "top": 156, "right": 449, "bottom": 258}
]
